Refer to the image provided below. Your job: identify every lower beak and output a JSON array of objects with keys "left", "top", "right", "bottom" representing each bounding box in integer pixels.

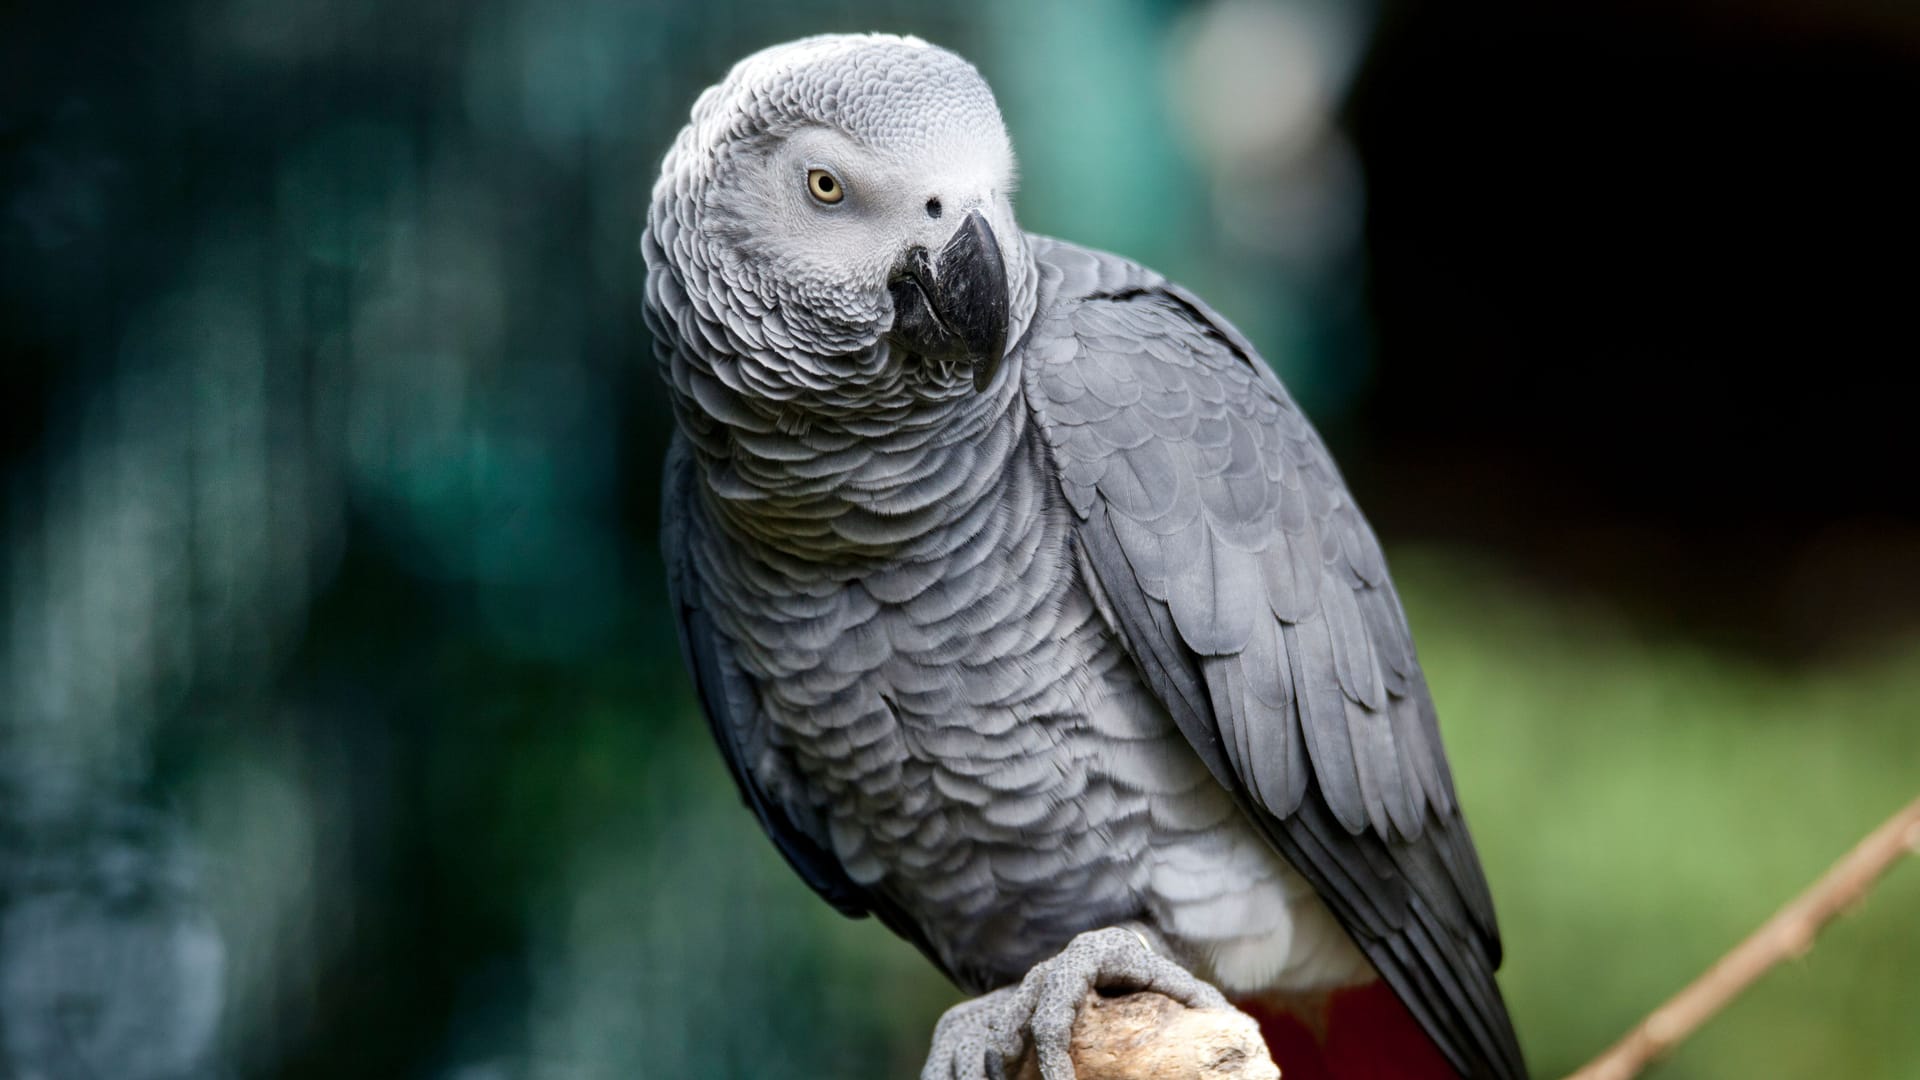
[{"left": 886, "top": 209, "right": 1010, "bottom": 393}]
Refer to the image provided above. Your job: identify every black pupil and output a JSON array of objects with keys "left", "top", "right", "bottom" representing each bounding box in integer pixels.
[
  {"left": 816, "top": 174, "right": 835, "bottom": 194},
  {"left": 926, "top": 197, "right": 943, "bottom": 218}
]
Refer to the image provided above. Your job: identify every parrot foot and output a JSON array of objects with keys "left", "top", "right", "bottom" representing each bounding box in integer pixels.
[{"left": 920, "top": 925, "right": 1228, "bottom": 1080}]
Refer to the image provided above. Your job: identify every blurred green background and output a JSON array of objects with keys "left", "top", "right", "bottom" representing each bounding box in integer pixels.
[{"left": 2, "top": 1, "right": 1916, "bottom": 1078}]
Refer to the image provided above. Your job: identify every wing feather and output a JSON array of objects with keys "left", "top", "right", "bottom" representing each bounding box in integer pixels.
[{"left": 1023, "top": 236, "right": 1528, "bottom": 1079}]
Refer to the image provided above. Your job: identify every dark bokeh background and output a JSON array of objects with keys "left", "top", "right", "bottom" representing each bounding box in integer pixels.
[{"left": 2, "top": 2, "right": 1915, "bottom": 1078}]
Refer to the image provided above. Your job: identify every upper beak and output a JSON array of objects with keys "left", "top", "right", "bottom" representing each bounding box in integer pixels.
[{"left": 886, "top": 209, "right": 1010, "bottom": 393}]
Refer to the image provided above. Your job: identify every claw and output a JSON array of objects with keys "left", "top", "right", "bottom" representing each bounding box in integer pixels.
[{"left": 921, "top": 927, "right": 1227, "bottom": 1080}]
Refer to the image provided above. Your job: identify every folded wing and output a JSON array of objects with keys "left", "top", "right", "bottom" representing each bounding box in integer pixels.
[{"left": 1022, "top": 237, "right": 1528, "bottom": 1080}]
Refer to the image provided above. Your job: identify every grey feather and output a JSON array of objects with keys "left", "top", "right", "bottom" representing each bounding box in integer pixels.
[
  {"left": 663, "top": 443, "right": 934, "bottom": 946},
  {"left": 1023, "top": 236, "right": 1527, "bottom": 1078},
  {"left": 647, "top": 33, "right": 1526, "bottom": 1080}
]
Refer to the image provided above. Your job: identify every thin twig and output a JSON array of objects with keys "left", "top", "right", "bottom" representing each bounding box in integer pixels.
[{"left": 1565, "top": 793, "right": 1920, "bottom": 1080}]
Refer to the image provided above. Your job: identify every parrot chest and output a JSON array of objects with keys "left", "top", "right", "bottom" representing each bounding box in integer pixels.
[
  {"left": 743, "top": 467, "right": 1182, "bottom": 981},
  {"left": 723, "top": 433, "right": 1367, "bottom": 993}
]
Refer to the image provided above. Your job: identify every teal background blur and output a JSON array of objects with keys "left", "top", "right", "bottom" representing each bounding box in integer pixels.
[{"left": 2, "top": 1, "right": 1916, "bottom": 1078}]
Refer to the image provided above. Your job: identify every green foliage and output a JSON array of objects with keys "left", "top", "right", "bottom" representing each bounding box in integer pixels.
[{"left": 1398, "top": 550, "right": 1920, "bottom": 1078}]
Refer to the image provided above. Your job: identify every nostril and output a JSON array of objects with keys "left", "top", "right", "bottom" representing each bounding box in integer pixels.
[{"left": 925, "top": 197, "right": 943, "bottom": 219}]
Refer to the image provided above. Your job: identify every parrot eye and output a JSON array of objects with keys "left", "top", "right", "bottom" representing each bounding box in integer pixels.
[{"left": 806, "top": 168, "right": 844, "bottom": 204}]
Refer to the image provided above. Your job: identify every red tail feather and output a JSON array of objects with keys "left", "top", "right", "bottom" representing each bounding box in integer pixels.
[{"left": 1234, "top": 982, "right": 1458, "bottom": 1080}]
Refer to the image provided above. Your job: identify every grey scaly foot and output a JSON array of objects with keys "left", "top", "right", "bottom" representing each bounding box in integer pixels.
[{"left": 920, "top": 926, "right": 1229, "bottom": 1080}]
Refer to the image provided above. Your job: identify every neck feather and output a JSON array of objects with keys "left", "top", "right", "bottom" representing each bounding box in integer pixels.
[{"left": 678, "top": 355, "right": 1028, "bottom": 566}]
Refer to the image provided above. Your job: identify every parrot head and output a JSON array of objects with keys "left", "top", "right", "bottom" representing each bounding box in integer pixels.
[{"left": 647, "top": 34, "right": 1030, "bottom": 405}]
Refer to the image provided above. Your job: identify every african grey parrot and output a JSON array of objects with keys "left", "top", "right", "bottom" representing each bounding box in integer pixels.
[{"left": 646, "top": 34, "right": 1528, "bottom": 1080}]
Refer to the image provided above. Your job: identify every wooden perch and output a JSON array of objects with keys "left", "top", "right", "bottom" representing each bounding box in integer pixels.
[
  {"left": 1566, "top": 793, "right": 1920, "bottom": 1080},
  {"left": 1014, "top": 990, "right": 1280, "bottom": 1080}
]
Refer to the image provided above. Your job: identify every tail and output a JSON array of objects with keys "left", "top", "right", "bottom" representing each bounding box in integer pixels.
[{"left": 1234, "top": 983, "right": 1460, "bottom": 1080}]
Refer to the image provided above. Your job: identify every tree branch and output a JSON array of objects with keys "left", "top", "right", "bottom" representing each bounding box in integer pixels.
[
  {"left": 1014, "top": 990, "right": 1280, "bottom": 1080},
  {"left": 1565, "top": 793, "right": 1920, "bottom": 1080}
]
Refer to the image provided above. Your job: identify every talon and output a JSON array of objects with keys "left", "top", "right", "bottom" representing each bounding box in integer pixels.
[{"left": 922, "top": 927, "right": 1230, "bottom": 1080}]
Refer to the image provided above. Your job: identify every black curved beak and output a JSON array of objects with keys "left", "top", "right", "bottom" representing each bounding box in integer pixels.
[{"left": 886, "top": 209, "right": 1010, "bottom": 393}]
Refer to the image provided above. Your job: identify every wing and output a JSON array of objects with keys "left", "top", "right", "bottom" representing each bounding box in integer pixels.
[
  {"left": 1020, "top": 238, "right": 1528, "bottom": 1080},
  {"left": 662, "top": 439, "right": 951, "bottom": 975}
]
